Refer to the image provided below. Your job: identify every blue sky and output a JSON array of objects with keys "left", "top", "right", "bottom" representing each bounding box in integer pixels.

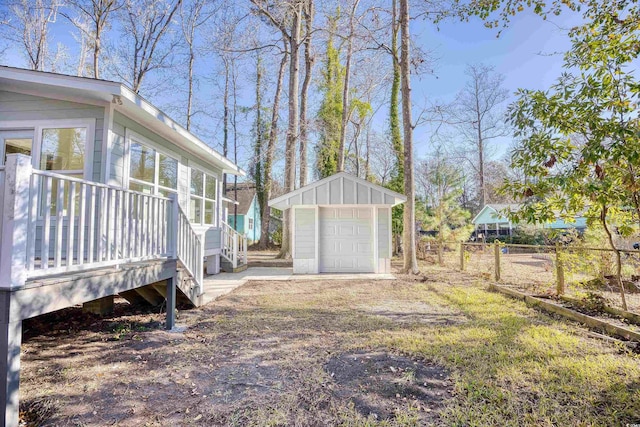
[
  {"left": 0, "top": 3, "right": 582, "bottom": 169},
  {"left": 411, "top": 8, "right": 581, "bottom": 156}
]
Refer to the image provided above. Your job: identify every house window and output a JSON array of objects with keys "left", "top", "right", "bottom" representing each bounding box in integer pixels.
[
  {"left": 248, "top": 218, "right": 254, "bottom": 231},
  {"left": 189, "top": 167, "right": 217, "bottom": 225},
  {"left": 128, "top": 140, "right": 178, "bottom": 196},
  {"left": 40, "top": 127, "right": 86, "bottom": 173},
  {"left": 39, "top": 127, "right": 88, "bottom": 215}
]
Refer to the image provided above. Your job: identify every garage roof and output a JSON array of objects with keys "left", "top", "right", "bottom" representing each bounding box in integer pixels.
[{"left": 268, "top": 172, "right": 406, "bottom": 210}]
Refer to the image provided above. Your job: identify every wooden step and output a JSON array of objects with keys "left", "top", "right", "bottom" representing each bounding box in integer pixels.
[{"left": 220, "top": 259, "right": 248, "bottom": 273}]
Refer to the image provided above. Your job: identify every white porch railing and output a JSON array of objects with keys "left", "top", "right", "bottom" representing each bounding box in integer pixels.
[
  {"left": 27, "top": 169, "right": 172, "bottom": 277},
  {"left": 0, "top": 154, "right": 204, "bottom": 294},
  {"left": 174, "top": 203, "right": 203, "bottom": 293},
  {"left": 220, "top": 221, "right": 247, "bottom": 269}
]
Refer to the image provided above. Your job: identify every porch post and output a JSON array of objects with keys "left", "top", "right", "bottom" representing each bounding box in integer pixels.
[
  {"left": 168, "top": 193, "right": 179, "bottom": 259},
  {"left": 0, "top": 154, "right": 32, "bottom": 289},
  {"left": 165, "top": 273, "right": 176, "bottom": 330},
  {"left": 0, "top": 322, "right": 21, "bottom": 427},
  {"left": 233, "top": 233, "right": 238, "bottom": 269},
  {"left": 0, "top": 296, "right": 22, "bottom": 427}
]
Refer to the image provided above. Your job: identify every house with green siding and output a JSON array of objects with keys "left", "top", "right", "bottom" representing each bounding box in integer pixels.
[
  {"left": 472, "top": 204, "right": 587, "bottom": 238},
  {"left": 225, "top": 182, "right": 262, "bottom": 244}
]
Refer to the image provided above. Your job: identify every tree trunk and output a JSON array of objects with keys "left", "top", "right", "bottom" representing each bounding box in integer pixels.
[
  {"left": 299, "top": 0, "right": 314, "bottom": 187},
  {"left": 93, "top": 34, "right": 101, "bottom": 79},
  {"left": 232, "top": 61, "right": 239, "bottom": 219},
  {"left": 475, "top": 86, "right": 485, "bottom": 206},
  {"left": 399, "top": 0, "right": 419, "bottom": 274},
  {"left": 337, "top": 0, "right": 360, "bottom": 172},
  {"left": 254, "top": 54, "right": 264, "bottom": 242},
  {"left": 186, "top": 49, "right": 195, "bottom": 130},
  {"left": 258, "top": 45, "right": 288, "bottom": 249},
  {"left": 279, "top": 3, "right": 302, "bottom": 259},
  {"left": 601, "top": 206, "right": 628, "bottom": 311},
  {"left": 390, "top": 0, "right": 403, "bottom": 180},
  {"left": 222, "top": 57, "right": 229, "bottom": 195}
]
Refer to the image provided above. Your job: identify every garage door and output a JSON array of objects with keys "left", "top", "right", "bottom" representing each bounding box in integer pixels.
[{"left": 319, "top": 207, "right": 374, "bottom": 273}]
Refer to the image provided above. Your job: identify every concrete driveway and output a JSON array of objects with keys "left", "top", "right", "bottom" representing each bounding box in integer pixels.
[{"left": 201, "top": 267, "right": 395, "bottom": 305}]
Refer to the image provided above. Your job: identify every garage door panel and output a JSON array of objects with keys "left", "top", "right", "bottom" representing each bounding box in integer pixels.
[
  {"left": 320, "top": 224, "right": 337, "bottom": 237},
  {"left": 338, "top": 225, "right": 355, "bottom": 236},
  {"left": 338, "top": 209, "right": 354, "bottom": 219},
  {"left": 357, "top": 225, "right": 369, "bottom": 234},
  {"left": 357, "top": 242, "right": 371, "bottom": 252},
  {"left": 357, "top": 209, "right": 372, "bottom": 219},
  {"left": 319, "top": 207, "right": 374, "bottom": 273}
]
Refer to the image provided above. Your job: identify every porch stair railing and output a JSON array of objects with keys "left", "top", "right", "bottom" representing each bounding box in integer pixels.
[
  {"left": 220, "top": 220, "right": 247, "bottom": 269},
  {"left": 174, "top": 204, "right": 204, "bottom": 295}
]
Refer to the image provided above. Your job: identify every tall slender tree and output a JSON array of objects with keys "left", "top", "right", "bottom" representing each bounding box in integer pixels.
[
  {"left": 400, "top": 0, "right": 419, "bottom": 273},
  {"left": 118, "top": 0, "right": 183, "bottom": 93},
  {"left": 253, "top": 52, "right": 266, "bottom": 238},
  {"left": 251, "top": 0, "right": 306, "bottom": 258},
  {"left": 388, "top": 0, "right": 404, "bottom": 254},
  {"left": 315, "top": 12, "right": 343, "bottom": 179},
  {"left": 63, "top": 0, "right": 121, "bottom": 78},
  {"left": 448, "top": 63, "right": 509, "bottom": 208},
  {"left": 180, "top": 0, "right": 208, "bottom": 130},
  {"left": 337, "top": 0, "right": 361, "bottom": 171},
  {"left": 259, "top": 41, "right": 288, "bottom": 249},
  {"left": 4, "top": 0, "right": 59, "bottom": 71},
  {"left": 299, "top": 0, "right": 314, "bottom": 187}
]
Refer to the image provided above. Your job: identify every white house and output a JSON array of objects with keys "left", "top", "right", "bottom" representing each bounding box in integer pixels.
[
  {"left": 268, "top": 172, "right": 406, "bottom": 274},
  {"left": 0, "top": 66, "right": 247, "bottom": 426}
]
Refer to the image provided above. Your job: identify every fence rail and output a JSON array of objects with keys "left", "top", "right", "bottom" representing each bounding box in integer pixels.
[{"left": 422, "top": 239, "right": 640, "bottom": 314}]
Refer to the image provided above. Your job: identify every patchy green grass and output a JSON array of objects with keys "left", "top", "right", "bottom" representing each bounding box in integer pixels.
[
  {"left": 20, "top": 263, "right": 640, "bottom": 426},
  {"left": 370, "top": 268, "right": 640, "bottom": 426}
]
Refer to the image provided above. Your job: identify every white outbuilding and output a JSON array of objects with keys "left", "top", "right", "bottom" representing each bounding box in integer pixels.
[{"left": 268, "top": 172, "right": 406, "bottom": 274}]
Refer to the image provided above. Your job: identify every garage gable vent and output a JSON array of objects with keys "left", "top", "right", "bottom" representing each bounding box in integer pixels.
[{"left": 268, "top": 172, "right": 407, "bottom": 210}]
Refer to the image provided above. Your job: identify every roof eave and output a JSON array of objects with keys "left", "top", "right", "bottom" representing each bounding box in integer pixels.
[{"left": 0, "top": 66, "right": 244, "bottom": 176}]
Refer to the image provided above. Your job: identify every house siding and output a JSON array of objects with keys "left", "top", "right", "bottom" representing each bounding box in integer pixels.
[
  {"left": 473, "top": 207, "right": 510, "bottom": 225},
  {"left": 294, "top": 208, "right": 315, "bottom": 258},
  {"left": 377, "top": 207, "right": 390, "bottom": 259}
]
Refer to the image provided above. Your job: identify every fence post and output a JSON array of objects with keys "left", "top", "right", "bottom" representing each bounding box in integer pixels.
[
  {"left": 556, "top": 242, "right": 565, "bottom": 295},
  {"left": 494, "top": 241, "right": 501, "bottom": 281},
  {"left": 168, "top": 193, "right": 179, "bottom": 259},
  {"left": 460, "top": 241, "right": 465, "bottom": 271},
  {"left": 0, "top": 154, "right": 32, "bottom": 289}
]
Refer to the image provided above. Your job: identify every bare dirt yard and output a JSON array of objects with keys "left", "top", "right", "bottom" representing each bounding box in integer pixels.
[{"left": 20, "top": 264, "right": 640, "bottom": 426}]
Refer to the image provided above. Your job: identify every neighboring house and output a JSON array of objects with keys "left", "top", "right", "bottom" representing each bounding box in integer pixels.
[
  {"left": 0, "top": 66, "right": 248, "bottom": 426},
  {"left": 472, "top": 203, "right": 587, "bottom": 238},
  {"left": 472, "top": 204, "right": 521, "bottom": 237},
  {"left": 225, "top": 182, "right": 262, "bottom": 244},
  {"left": 269, "top": 172, "right": 406, "bottom": 274}
]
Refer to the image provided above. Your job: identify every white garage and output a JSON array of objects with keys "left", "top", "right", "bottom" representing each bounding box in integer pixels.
[{"left": 268, "top": 172, "right": 406, "bottom": 274}]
